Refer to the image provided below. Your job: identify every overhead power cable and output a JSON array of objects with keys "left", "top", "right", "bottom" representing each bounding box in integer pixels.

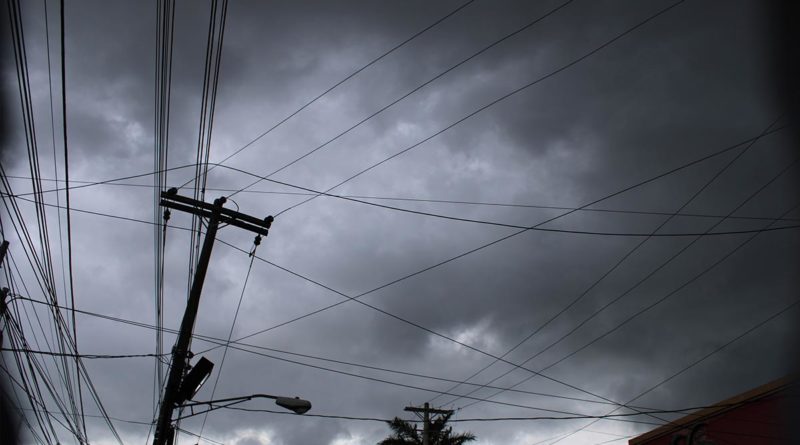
[
  {"left": 6, "top": 191, "right": 798, "bottom": 239},
  {"left": 59, "top": 0, "right": 85, "bottom": 438},
  {"left": 17, "top": 292, "right": 794, "bottom": 433},
  {"left": 455, "top": 159, "right": 798, "bottom": 413},
  {"left": 7, "top": 295, "right": 662, "bottom": 410},
  {"left": 3, "top": 121, "right": 788, "bottom": 202},
  {"left": 223, "top": 0, "right": 576, "bottom": 199},
  {"left": 185, "top": 0, "right": 228, "bottom": 340},
  {"left": 1, "top": 348, "right": 168, "bottom": 359},
  {"left": 267, "top": 0, "right": 686, "bottom": 215},
  {"left": 545, "top": 298, "right": 800, "bottom": 445},
  {"left": 191, "top": 0, "right": 476, "bottom": 184},
  {"left": 197, "top": 236, "right": 260, "bottom": 438},
  {"left": 440, "top": 117, "right": 786, "bottom": 408},
  {"left": 206, "top": 156, "right": 792, "bottom": 427},
  {"left": 214, "top": 164, "right": 800, "bottom": 237},
  {"left": 2, "top": 310, "right": 71, "bottom": 442},
  {"left": 199, "top": 396, "right": 778, "bottom": 424},
  {"left": 537, "top": 207, "right": 800, "bottom": 445},
  {"left": 4, "top": 133, "right": 792, "bottom": 438},
  {"left": 153, "top": 0, "right": 176, "bottom": 420},
  {"left": 1, "top": 182, "right": 123, "bottom": 444},
  {"left": 174, "top": 427, "right": 226, "bottom": 445},
  {"left": 10, "top": 294, "right": 667, "bottom": 423},
  {"left": 219, "top": 237, "right": 656, "bottom": 418},
  {"left": 6, "top": 164, "right": 200, "bottom": 198},
  {"left": 17, "top": 407, "right": 156, "bottom": 427},
  {"left": 5, "top": 0, "right": 83, "bottom": 438},
  {"left": 198, "top": 123, "right": 796, "bottom": 361},
  {"left": 42, "top": 0, "right": 70, "bottom": 317},
  {"left": 9, "top": 174, "right": 800, "bottom": 224}
]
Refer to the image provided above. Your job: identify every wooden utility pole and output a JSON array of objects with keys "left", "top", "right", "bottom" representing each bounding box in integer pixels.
[
  {"left": 0, "top": 287, "right": 8, "bottom": 348},
  {"left": 404, "top": 402, "right": 453, "bottom": 445},
  {"left": 0, "top": 240, "right": 9, "bottom": 267},
  {"left": 153, "top": 189, "right": 273, "bottom": 445},
  {"left": 1, "top": 241, "right": 9, "bottom": 348}
]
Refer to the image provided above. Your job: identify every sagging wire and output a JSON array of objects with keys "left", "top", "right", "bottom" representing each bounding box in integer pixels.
[{"left": 196, "top": 233, "right": 262, "bottom": 440}]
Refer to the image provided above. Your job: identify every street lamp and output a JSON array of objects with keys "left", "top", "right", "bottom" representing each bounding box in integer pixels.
[
  {"left": 273, "top": 396, "right": 312, "bottom": 415},
  {"left": 177, "top": 393, "right": 313, "bottom": 420},
  {"left": 176, "top": 356, "right": 214, "bottom": 405}
]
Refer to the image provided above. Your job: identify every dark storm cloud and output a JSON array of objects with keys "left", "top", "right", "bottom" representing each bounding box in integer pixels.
[{"left": 1, "top": 1, "right": 797, "bottom": 445}]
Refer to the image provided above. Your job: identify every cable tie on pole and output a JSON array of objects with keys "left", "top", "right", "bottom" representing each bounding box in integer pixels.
[{"left": 163, "top": 208, "right": 171, "bottom": 222}]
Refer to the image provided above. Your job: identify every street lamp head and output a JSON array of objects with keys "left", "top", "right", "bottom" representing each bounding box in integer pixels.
[
  {"left": 275, "top": 396, "right": 312, "bottom": 415},
  {"left": 177, "top": 356, "right": 214, "bottom": 404}
]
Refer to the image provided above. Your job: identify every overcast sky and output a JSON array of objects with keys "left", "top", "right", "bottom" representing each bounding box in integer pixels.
[{"left": 1, "top": 1, "right": 798, "bottom": 444}]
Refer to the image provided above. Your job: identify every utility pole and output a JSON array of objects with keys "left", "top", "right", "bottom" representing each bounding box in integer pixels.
[
  {"left": 1, "top": 241, "right": 9, "bottom": 348},
  {"left": 0, "top": 287, "right": 8, "bottom": 348},
  {"left": 153, "top": 189, "right": 273, "bottom": 445},
  {"left": 404, "top": 402, "right": 453, "bottom": 445},
  {"left": 0, "top": 240, "right": 9, "bottom": 267}
]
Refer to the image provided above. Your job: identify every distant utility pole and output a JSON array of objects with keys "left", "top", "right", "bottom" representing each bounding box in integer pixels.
[
  {"left": 153, "top": 189, "right": 273, "bottom": 445},
  {"left": 404, "top": 402, "right": 453, "bottom": 445}
]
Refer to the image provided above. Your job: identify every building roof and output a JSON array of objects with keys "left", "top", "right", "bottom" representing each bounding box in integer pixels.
[{"left": 628, "top": 376, "right": 796, "bottom": 445}]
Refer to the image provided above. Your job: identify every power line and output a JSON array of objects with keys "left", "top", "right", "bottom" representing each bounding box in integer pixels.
[
  {"left": 197, "top": 237, "right": 260, "bottom": 437},
  {"left": 546, "top": 298, "right": 800, "bottom": 445},
  {"left": 1, "top": 184, "right": 122, "bottom": 444},
  {"left": 215, "top": 164, "right": 800, "bottom": 237},
  {"left": 205, "top": 165, "right": 794, "bottom": 430},
  {"left": 8, "top": 295, "right": 669, "bottom": 423},
  {"left": 225, "top": 0, "right": 576, "bottom": 199},
  {"left": 42, "top": 0, "right": 70, "bottom": 327},
  {"left": 7, "top": 297, "right": 676, "bottom": 425},
  {"left": 5, "top": 163, "right": 199, "bottom": 198},
  {"left": 10, "top": 175, "right": 791, "bottom": 221},
  {"left": 270, "top": 0, "right": 686, "bottom": 215},
  {"left": 193, "top": 0, "right": 476, "bottom": 183},
  {"left": 174, "top": 427, "right": 225, "bottom": 445},
  {"left": 152, "top": 0, "right": 176, "bottom": 427},
  {"left": 15, "top": 290, "right": 794, "bottom": 434},
  {"left": 1, "top": 348, "right": 168, "bottom": 359},
  {"left": 442, "top": 118, "right": 789, "bottom": 409},
  {"left": 5, "top": 0, "right": 84, "bottom": 438},
  {"left": 536, "top": 211, "right": 800, "bottom": 445},
  {"left": 202, "top": 398, "right": 777, "bottom": 424},
  {"left": 462, "top": 197, "right": 800, "bottom": 415},
  {"left": 8, "top": 174, "right": 800, "bottom": 224},
  {"left": 196, "top": 123, "right": 797, "bottom": 365},
  {"left": 6, "top": 190, "right": 798, "bottom": 239},
  {"left": 60, "top": 0, "right": 84, "bottom": 439},
  {"left": 207, "top": 240, "right": 656, "bottom": 422},
  {"left": 6, "top": 295, "right": 653, "bottom": 409}
]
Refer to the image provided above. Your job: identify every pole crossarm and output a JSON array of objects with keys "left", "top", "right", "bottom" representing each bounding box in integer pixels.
[
  {"left": 160, "top": 188, "right": 273, "bottom": 235},
  {"left": 404, "top": 405, "right": 454, "bottom": 416},
  {"left": 404, "top": 403, "right": 454, "bottom": 445}
]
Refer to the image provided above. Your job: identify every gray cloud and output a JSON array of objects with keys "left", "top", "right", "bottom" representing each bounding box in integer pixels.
[{"left": 1, "top": 1, "right": 797, "bottom": 445}]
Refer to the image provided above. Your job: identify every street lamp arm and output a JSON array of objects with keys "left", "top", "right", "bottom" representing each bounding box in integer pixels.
[
  {"left": 181, "top": 394, "right": 268, "bottom": 408},
  {"left": 174, "top": 400, "right": 245, "bottom": 421},
  {"left": 181, "top": 393, "right": 312, "bottom": 415}
]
